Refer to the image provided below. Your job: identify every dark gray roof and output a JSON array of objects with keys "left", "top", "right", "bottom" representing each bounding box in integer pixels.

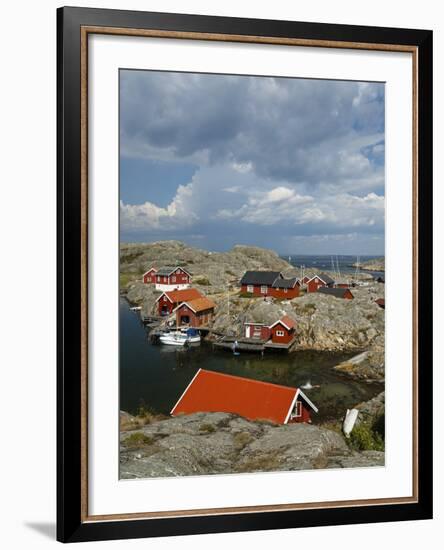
[
  {"left": 318, "top": 287, "right": 353, "bottom": 298},
  {"left": 156, "top": 266, "right": 190, "bottom": 276},
  {"left": 240, "top": 271, "right": 282, "bottom": 286},
  {"left": 272, "top": 277, "right": 299, "bottom": 289},
  {"left": 317, "top": 272, "right": 335, "bottom": 285}
]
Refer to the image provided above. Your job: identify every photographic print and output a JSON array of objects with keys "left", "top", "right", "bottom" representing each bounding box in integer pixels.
[{"left": 119, "top": 69, "right": 386, "bottom": 479}]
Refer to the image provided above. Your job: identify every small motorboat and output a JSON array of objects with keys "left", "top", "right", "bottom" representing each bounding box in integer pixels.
[
  {"left": 129, "top": 306, "right": 141, "bottom": 311},
  {"left": 159, "top": 328, "right": 201, "bottom": 346},
  {"left": 180, "top": 328, "right": 201, "bottom": 343},
  {"left": 159, "top": 332, "right": 190, "bottom": 346}
]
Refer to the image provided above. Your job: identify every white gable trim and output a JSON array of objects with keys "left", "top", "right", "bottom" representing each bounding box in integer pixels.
[
  {"left": 298, "top": 389, "right": 319, "bottom": 413},
  {"left": 268, "top": 318, "right": 294, "bottom": 331},
  {"left": 306, "top": 274, "right": 328, "bottom": 285},
  {"left": 170, "top": 368, "right": 202, "bottom": 415},
  {"left": 283, "top": 390, "right": 300, "bottom": 424},
  {"left": 170, "top": 266, "right": 192, "bottom": 277},
  {"left": 173, "top": 301, "right": 198, "bottom": 314},
  {"left": 142, "top": 268, "right": 157, "bottom": 277},
  {"left": 155, "top": 292, "right": 173, "bottom": 304}
]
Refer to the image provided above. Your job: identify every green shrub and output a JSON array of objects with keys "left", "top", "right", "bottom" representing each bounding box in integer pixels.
[
  {"left": 349, "top": 424, "right": 384, "bottom": 451},
  {"left": 239, "top": 292, "right": 254, "bottom": 298}
]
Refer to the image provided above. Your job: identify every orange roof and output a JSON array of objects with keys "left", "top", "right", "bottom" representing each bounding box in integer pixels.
[
  {"left": 159, "top": 288, "right": 203, "bottom": 304},
  {"left": 177, "top": 297, "right": 216, "bottom": 313},
  {"left": 171, "top": 369, "right": 299, "bottom": 424}
]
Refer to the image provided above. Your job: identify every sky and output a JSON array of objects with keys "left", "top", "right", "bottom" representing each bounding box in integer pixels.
[{"left": 120, "top": 69, "right": 385, "bottom": 255}]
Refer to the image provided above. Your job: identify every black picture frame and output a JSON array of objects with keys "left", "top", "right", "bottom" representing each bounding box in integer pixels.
[{"left": 57, "top": 6, "right": 433, "bottom": 543}]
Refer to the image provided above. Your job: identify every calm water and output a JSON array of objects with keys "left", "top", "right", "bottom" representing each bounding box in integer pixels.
[
  {"left": 281, "top": 254, "right": 384, "bottom": 278},
  {"left": 120, "top": 299, "right": 383, "bottom": 423}
]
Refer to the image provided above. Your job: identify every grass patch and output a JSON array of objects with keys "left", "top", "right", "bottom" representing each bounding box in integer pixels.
[
  {"left": 124, "top": 432, "right": 155, "bottom": 448},
  {"left": 194, "top": 277, "right": 211, "bottom": 286},
  {"left": 239, "top": 292, "right": 254, "bottom": 298},
  {"left": 199, "top": 423, "right": 216, "bottom": 433},
  {"left": 120, "top": 252, "right": 143, "bottom": 264},
  {"left": 236, "top": 452, "right": 281, "bottom": 473},
  {"left": 120, "top": 272, "right": 138, "bottom": 288},
  {"left": 294, "top": 303, "right": 316, "bottom": 314},
  {"left": 233, "top": 431, "right": 254, "bottom": 449}
]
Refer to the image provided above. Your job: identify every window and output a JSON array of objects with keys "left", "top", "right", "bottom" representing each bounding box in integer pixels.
[
  {"left": 172, "top": 276, "right": 176, "bottom": 282},
  {"left": 284, "top": 288, "right": 288, "bottom": 293},
  {"left": 276, "top": 330, "right": 285, "bottom": 337},
  {"left": 247, "top": 285, "right": 254, "bottom": 293},
  {"left": 163, "top": 296, "right": 167, "bottom": 301},
  {"left": 293, "top": 401, "right": 302, "bottom": 417},
  {"left": 261, "top": 285, "right": 268, "bottom": 294}
]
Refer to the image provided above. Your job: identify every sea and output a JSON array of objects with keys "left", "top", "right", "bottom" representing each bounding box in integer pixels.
[
  {"left": 119, "top": 298, "right": 383, "bottom": 424},
  {"left": 281, "top": 254, "right": 384, "bottom": 279}
]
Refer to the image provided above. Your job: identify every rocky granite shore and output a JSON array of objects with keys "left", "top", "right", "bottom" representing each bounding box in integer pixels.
[
  {"left": 121, "top": 241, "right": 385, "bottom": 380},
  {"left": 119, "top": 410, "right": 384, "bottom": 479},
  {"left": 352, "top": 257, "right": 385, "bottom": 272}
]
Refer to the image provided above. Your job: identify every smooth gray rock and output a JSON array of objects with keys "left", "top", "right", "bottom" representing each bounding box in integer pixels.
[{"left": 120, "top": 412, "right": 383, "bottom": 479}]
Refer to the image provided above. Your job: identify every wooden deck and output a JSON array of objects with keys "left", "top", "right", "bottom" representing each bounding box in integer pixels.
[{"left": 264, "top": 335, "right": 297, "bottom": 350}]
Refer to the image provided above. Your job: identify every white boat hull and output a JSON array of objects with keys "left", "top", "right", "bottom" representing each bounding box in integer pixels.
[{"left": 159, "top": 331, "right": 201, "bottom": 346}]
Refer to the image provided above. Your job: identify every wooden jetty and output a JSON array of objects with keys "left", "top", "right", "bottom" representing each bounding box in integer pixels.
[
  {"left": 141, "top": 314, "right": 164, "bottom": 325},
  {"left": 213, "top": 335, "right": 297, "bottom": 353},
  {"left": 213, "top": 336, "right": 266, "bottom": 353}
]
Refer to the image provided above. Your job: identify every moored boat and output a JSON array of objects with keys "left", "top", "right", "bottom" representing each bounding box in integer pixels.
[{"left": 158, "top": 328, "right": 201, "bottom": 346}]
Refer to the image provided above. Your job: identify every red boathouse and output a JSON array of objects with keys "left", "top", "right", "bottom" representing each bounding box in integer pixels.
[
  {"left": 156, "top": 288, "right": 204, "bottom": 316},
  {"left": 269, "top": 315, "right": 297, "bottom": 344},
  {"left": 170, "top": 369, "right": 318, "bottom": 424},
  {"left": 175, "top": 297, "right": 216, "bottom": 327}
]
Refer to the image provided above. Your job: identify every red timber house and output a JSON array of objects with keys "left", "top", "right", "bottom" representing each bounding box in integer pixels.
[
  {"left": 149, "top": 266, "right": 192, "bottom": 291},
  {"left": 240, "top": 271, "right": 300, "bottom": 299},
  {"left": 317, "top": 287, "right": 354, "bottom": 300},
  {"left": 171, "top": 369, "right": 318, "bottom": 424},
  {"left": 175, "top": 297, "right": 216, "bottom": 328},
  {"left": 306, "top": 272, "right": 335, "bottom": 293},
  {"left": 142, "top": 267, "right": 157, "bottom": 284},
  {"left": 155, "top": 288, "right": 203, "bottom": 316},
  {"left": 244, "top": 315, "right": 297, "bottom": 345}
]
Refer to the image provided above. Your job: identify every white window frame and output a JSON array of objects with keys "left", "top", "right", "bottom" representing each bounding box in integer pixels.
[
  {"left": 247, "top": 285, "right": 254, "bottom": 293},
  {"left": 260, "top": 285, "right": 268, "bottom": 294},
  {"left": 284, "top": 288, "right": 288, "bottom": 293},
  {"left": 172, "top": 276, "right": 176, "bottom": 282},
  {"left": 276, "top": 330, "right": 285, "bottom": 337}
]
